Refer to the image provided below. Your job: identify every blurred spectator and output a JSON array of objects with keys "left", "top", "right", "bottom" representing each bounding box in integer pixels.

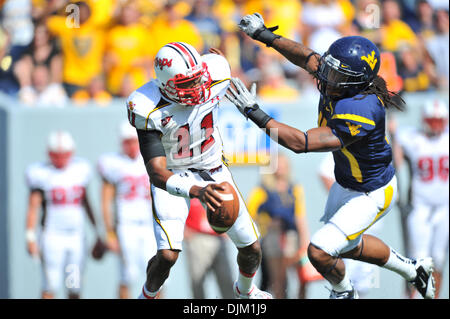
[
  {"left": 71, "top": 76, "right": 112, "bottom": 107},
  {"left": 247, "top": 50, "right": 299, "bottom": 102},
  {"left": 1, "top": 0, "right": 35, "bottom": 96},
  {"left": 380, "top": 0, "right": 419, "bottom": 52},
  {"left": 24, "top": 130, "right": 100, "bottom": 298},
  {"left": 414, "top": 0, "right": 437, "bottom": 40},
  {"left": 0, "top": 24, "right": 20, "bottom": 95},
  {"left": 300, "top": 0, "right": 349, "bottom": 50},
  {"left": 425, "top": 9, "right": 449, "bottom": 90},
  {"left": 20, "top": 64, "right": 68, "bottom": 106},
  {"left": 247, "top": 154, "right": 320, "bottom": 299},
  {"left": 97, "top": 122, "right": 157, "bottom": 299},
  {"left": 14, "top": 22, "right": 66, "bottom": 106},
  {"left": 104, "top": 0, "right": 152, "bottom": 97},
  {"left": 183, "top": 198, "right": 234, "bottom": 299},
  {"left": 148, "top": 1, "right": 204, "bottom": 55},
  {"left": 186, "top": 0, "right": 223, "bottom": 55},
  {"left": 351, "top": 0, "right": 382, "bottom": 44},
  {"left": 397, "top": 43, "right": 431, "bottom": 92},
  {"left": 1, "top": 0, "right": 34, "bottom": 52},
  {"left": 46, "top": 1, "right": 107, "bottom": 97}
]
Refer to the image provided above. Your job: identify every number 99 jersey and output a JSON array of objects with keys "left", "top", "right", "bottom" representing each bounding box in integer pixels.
[{"left": 126, "top": 53, "right": 231, "bottom": 170}]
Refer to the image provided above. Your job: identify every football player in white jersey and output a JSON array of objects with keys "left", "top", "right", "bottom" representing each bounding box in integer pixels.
[
  {"left": 127, "top": 42, "right": 271, "bottom": 299},
  {"left": 97, "top": 121, "right": 157, "bottom": 299},
  {"left": 394, "top": 99, "right": 449, "bottom": 298},
  {"left": 25, "top": 131, "right": 100, "bottom": 299}
]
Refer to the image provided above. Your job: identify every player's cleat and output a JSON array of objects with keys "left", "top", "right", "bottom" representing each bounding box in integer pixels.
[
  {"left": 233, "top": 281, "right": 273, "bottom": 299},
  {"left": 411, "top": 258, "right": 435, "bottom": 299},
  {"left": 329, "top": 286, "right": 359, "bottom": 299}
]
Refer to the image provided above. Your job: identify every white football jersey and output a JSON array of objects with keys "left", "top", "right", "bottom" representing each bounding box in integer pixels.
[
  {"left": 126, "top": 53, "right": 231, "bottom": 170},
  {"left": 25, "top": 158, "right": 92, "bottom": 232},
  {"left": 97, "top": 152, "right": 153, "bottom": 225},
  {"left": 397, "top": 127, "right": 449, "bottom": 206}
]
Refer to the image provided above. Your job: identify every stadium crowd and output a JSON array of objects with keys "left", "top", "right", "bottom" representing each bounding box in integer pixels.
[{"left": 0, "top": 0, "right": 448, "bottom": 107}]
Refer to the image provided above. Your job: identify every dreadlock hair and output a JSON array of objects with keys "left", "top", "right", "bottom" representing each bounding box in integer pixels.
[{"left": 355, "top": 75, "right": 405, "bottom": 111}]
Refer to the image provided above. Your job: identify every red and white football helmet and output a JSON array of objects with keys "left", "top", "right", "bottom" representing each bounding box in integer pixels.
[
  {"left": 47, "top": 130, "right": 75, "bottom": 169},
  {"left": 154, "top": 42, "right": 212, "bottom": 106},
  {"left": 119, "top": 121, "right": 140, "bottom": 159},
  {"left": 422, "top": 99, "right": 448, "bottom": 136}
]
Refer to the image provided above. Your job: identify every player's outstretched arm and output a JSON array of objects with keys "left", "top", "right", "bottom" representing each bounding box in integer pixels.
[
  {"left": 226, "top": 77, "right": 357, "bottom": 153},
  {"left": 238, "top": 13, "right": 320, "bottom": 74}
]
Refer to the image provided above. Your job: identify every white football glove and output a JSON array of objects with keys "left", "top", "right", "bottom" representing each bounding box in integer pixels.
[
  {"left": 225, "top": 77, "right": 257, "bottom": 116},
  {"left": 225, "top": 78, "right": 272, "bottom": 128},
  {"left": 238, "top": 13, "right": 280, "bottom": 47},
  {"left": 238, "top": 13, "right": 266, "bottom": 38}
]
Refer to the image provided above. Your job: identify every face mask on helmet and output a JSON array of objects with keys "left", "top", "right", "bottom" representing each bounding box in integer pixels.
[
  {"left": 47, "top": 131, "right": 75, "bottom": 169},
  {"left": 155, "top": 42, "right": 212, "bottom": 106},
  {"left": 49, "top": 151, "right": 73, "bottom": 169},
  {"left": 317, "top": 53, "right": 369, "bottom": 99},
  {"left": 164, "top": 62, "right": 212, "bottom": 106},
  {"left": 422, "top": 99, "right": 449, "bottom": 136}
]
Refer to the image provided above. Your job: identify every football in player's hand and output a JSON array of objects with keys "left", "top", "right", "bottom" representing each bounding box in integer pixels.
[{"left": 206, "top": 182, "right": 239, "bottom": 234}]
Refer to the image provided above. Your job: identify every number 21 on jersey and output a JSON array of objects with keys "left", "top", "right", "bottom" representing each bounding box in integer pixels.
[{"left": 173, "top": 111, "right": 215, "bottom": 159}]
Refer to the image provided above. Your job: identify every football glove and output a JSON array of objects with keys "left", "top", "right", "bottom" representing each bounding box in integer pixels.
[
  {"left": 238, "top": 13, "right": 281, "bottom": 47},
  {"left": 225, "top": 77, "right": 272, "bottom": 128}
]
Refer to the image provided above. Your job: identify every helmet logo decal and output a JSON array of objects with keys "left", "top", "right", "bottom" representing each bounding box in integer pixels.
[
  {"left": 361, "top": 50, "right": 377, "bottom": 70},
  {"left": 155, "top": 57, "right": 173, "bottom": 70}
]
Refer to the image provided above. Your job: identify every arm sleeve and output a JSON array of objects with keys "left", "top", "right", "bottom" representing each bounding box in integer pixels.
[{"left": 136, "top": 129, "right": 166, "bottom": 164}]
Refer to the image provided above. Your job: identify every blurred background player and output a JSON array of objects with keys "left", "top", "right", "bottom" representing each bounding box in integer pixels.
[
  {"left": 97, "top": 121, "right": 157, "bottom": 299},
  {"left": 183, "top": 198, "right": 234, "bottom": 299},
  {"left": 247, "top": 153, "right": 321, "bottom": 299},
  {"left": 392, "top": 99, "right": 449, "bottom": 298},
  {"left": 318, "top": 152, "right": 383, "bottom": 298},
  {"left": 24, "top": 130, "right": 99, "bottom": 299}
]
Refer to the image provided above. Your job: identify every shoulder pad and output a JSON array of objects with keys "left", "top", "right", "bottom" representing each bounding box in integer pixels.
[
  {"left": 25, "top": 162, "right": 48, "bottom": 189},
  {"left": 97, "top": 153, "right": 121, "bottom": 183},
  {"left": 202, "top": 53, "right": 231, "bottom": 82},
  {"left": 126, "top": 81, "right": 170, "bottom": 131}
]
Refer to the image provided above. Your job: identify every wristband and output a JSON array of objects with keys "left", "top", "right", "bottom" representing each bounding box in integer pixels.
[
  {"left": 166, "top": 172, "right": 196, "bottom": 198},
  {"left": 246, "top": 105, "right": 273, "bottom": 128},
  {"left": 253, "top": 27, "right": 281, "bottom": 47},
  {"left": 303, "top": 131, "right": 309, "bottom": 153},
  {"left": 26, "top": 229, "right": 36, "bottom": 243}
]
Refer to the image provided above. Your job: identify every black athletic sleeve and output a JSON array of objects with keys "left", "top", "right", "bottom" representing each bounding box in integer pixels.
[{"left": 136, "top": 129, "right": 166, "bottom": 164}]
